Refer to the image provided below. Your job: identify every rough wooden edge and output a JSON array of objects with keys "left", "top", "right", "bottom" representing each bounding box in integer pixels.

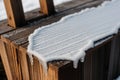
[
  {"left": 0, "top": 40, "right": 22, "bottom": 80},
  {"left": 0, "top": 40, "right": 13, "bottom": 80},
  {"left": 107, "top": 35, "right": 120, "bottom": 79},
  {"left": 19, "top": 46, "right": 59, "bottom": 80},
  {"left": 39, "top": 0, "right": 55, "bottom": 15},
  {"left": 3, "top": 0, "right": 25, "bottom": 28},
  {"left": 18, "top": 48, "right": 30, "bottom": 80}
]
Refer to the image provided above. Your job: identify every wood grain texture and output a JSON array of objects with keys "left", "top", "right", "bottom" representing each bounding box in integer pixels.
[
  {"left": 39, "top": 0, "right": 55, "bottom": 15},
  {"left": 1, "top": 0, "right": 120, "bottom": 80},
  {"left": 18, "top": 48, "right": 30, "bottom": 80},
  {"left": 0, "top": 41, "right": 22, "bottom": 80},
  {"left": 1, "top": 0, "right": 104, "bottom": 48},
  {"left": 108, "top": 36, "right": 120, "bottom": 80},
  {"left": 0, "top": 40, "right": 13, "bottom": 80},
  {"left": 3, "top": 0, "right": 25, "bottom": 28}
]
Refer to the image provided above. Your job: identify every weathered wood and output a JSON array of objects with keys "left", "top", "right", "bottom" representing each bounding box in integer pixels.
[
  {"left": 0, "top": 40, "right": 13, "bottom": 80},
  {"left": 3, "top": 0, "right": 25, "bottom": 28},
  {"left": 83, "top": 53, "right": 93, "bottom": 80},
  {"left": 0, "top": 20, "right": 13, "bottom": 36},
  {"left": 58, "top": 61, "right": 83, "bottom": 80},
  {"left": 91, "top": 42, "right": 111, "bottom": 80},
  {"left": 108, "top": 36, "right": 120, "bottom": 80},
  {"left": 26, "top": 55, "right": 59, "bottom": 80},
  {"left": 18, "top": 48, "right": 30, "bottom": 80},
  {"left": 19, "top": 44, "right": 59, "bottom": 80},
  {"left": 1, "top": 0, "right": 120, "bottom": 80},
  {"left": 39, "top": 0, "right": 55, "bottom": 15},
  {"left": 1, "top": 0, "right": 105, "bottom": 48},
  {"left": 0, "top": 40, "right": 12, "bottom": 80},
  {"left": 0, "top": 41, "right": 22, "bottom": 80}
]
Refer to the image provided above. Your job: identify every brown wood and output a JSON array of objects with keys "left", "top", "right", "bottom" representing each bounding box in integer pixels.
[
  {"left": 0, "top": 40, "right": 13, "bottom": 80},
  {"left": 83, "top": 53, "right": 93, "bottom": 80},
  {"left": 1, "top": 0, "right": 104, "bottom": 48},
  {"left": 0, "top": 41, "right": 22, "bottom": 80},
  {"left": 108, "top": 36, "right": 120, "bottom": 80},
  {"left": 18, "top": 47, "right": 30, "bottom": 80},
  {"left": 19, "top": 45, "right": 59, "bottom": 80},
  {"left": 26, "top": 55, "right": 59, "bottom": 80},
  {"left": 3, "top": 0, "right": 25, "bottom": 28},
  {"left": 92, "top": 42, "right": 111, "bottom": 80},
  {"left": 39, "top": 0, "right": 55, "bottom": 15},
  {"left": 0, "top": 20, "right": 13, "bottom": 36},
  {"left": 1, "top": 0, "right": 120, "bottom": 80},
  {"left": 58, "top": 61, "right": 83, "bottom": 80}
]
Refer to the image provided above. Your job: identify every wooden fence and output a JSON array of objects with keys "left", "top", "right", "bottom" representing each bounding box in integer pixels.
[
  {"left": 3, "top": 0, "right": 55, "bottom": 28},
  {"left": 0, "top": 0, "right": 120, "bottom": 80}
]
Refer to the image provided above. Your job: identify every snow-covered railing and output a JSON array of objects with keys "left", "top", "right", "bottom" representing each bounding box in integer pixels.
[
  {"left": 0, "top": 0, "right": 120, "bottom": 80},
  {"left": 3, "top": 0, "right": 55, "bottom": 28}
]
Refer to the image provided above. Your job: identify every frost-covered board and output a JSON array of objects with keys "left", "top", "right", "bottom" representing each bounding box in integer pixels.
[
  {"left": 1, "top": 0, "right": 104, "bottom": 48},
  {"left": 0, "top": 0, "right": 111, "bottom": 80},
  {"left": 28, "top": 0, "right": 120, "bottom": 73}
]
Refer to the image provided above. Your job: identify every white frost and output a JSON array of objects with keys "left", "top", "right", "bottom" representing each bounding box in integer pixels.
[
  {"left": 28, "top": 0, "right": 120, "bottom": 72},
  {"left": 0, "top": 0, "right": 71, "bottom": 21},
  {"left": 116, "top": 76, "right": 120, "bottom": 80}
]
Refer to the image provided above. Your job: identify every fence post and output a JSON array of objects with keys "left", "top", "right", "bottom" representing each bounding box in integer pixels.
[
  {"left": 3, "top": 0, "right": 25, "bottom": 28},
  {"left": 39, "top": 0, "right": 55, "bottom": 15}
]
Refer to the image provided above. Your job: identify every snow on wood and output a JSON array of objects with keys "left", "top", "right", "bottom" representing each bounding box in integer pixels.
[{"left": 28, "top": 0, "right": 120, "bottom": 72}]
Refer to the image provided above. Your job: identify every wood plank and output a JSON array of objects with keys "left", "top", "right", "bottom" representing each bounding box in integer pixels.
[
  {"left": 0, "top": 20, "right": 13, "bottom": 36},
  {"left": 1, "top": 42, "right": 22, "bottom": 80},
  {"left": 116, "top": 35, "right": 120, "bottom": 76},
  {"left": 1, "top": 0, "right": 113, "bottom": 80},
  {"left": 108, "top": 35, "right": 120, "bottom": 80},
  {"left": 118, "top": 52, "right": 120, "bottom": 75},
  {"left": 31, "top": 57, "right": 41, "bottom": 80},
  {"left": 18, "top": 48, "right": 30, "bottom": 80},
  {"left": 0, "top": 40, "right": 13, "bottom": 80},
  {"left": 17, "top": 30, "right": 115, "bottom": 80},
  {"left": 26, "top": 55, "right": 59, "bottom": 80},
  {"left": 92, "top": 42, "right": 111, "bottom": 80},
  {"left": 83, "top": 52, "right": 93, "bottom": 80},
  {"left": 46, "top": 63, "right": 58, "bottom": 80},
  {"left": 1, "top": 0, "right": 105, "bottom": 48},
  {"left": 7, "top": 43, "right": 22, "bottom": 80},
  {"left": 3, "top": 0, "right": 25, "bottom": 28},
  {"left": 39, "top": 0, "right": 55, "bottom": 15},
  {"left": 58, "top": 61, "right": 83, "bottom": 80},
  {"left": 27, "top": 54, "right": 34, "bottom": 80}
]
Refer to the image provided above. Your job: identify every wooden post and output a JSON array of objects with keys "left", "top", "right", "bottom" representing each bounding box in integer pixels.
[
  {"left": 0, "top": 41, "right": 22, "bottom": 80},
  {"left": 3, "top": 0, "right": 25, "bottom": 28},
  {"left": 0, "top": 40, "right": 13, "bottom": 80},
  {"left": 39, "top": 0, "right": 55, "bottom": 15},
  {"left": 108, "top": 36, "right": 120, "bottom": 80}
]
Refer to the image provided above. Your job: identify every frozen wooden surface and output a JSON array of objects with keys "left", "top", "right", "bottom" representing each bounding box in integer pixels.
[{"left": 1, "top": 0, "right": 119, "bottom": 80}]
